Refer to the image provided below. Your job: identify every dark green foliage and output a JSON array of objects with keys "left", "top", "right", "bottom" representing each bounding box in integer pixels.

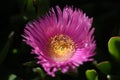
[{"left": 0, "top": 0, "right": 120, "bottom": 80}]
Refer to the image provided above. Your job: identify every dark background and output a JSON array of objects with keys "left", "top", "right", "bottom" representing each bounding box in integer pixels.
[{"left": 0, "top": 0, "right": 120, "bottom": 80}]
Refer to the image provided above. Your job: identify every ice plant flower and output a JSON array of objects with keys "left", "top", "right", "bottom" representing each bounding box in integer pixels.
[{"left": 23, "top": 6, "right": 96, "bottom": 77}]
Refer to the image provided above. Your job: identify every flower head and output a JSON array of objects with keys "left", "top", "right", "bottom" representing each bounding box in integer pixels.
[{"left": 23, "top": 6, "right": 96, "bottom": 77}]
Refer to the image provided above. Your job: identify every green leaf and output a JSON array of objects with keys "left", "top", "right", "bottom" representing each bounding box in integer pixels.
[
  {"left": 33, "top": 67, "right": 46, "bottom": 78},
  {"left": 16, "top": 0, "right": 50, "bottom": 20},
  {"left": 108, "top": 37, "right": 120, "bottom": 61},
  {"left": 97, "top": 61, "right": 111, "bottom": 74},
  {"left": 0, "top": 31, "right": 14, "bottom": 64},
  {"left": 23, "top": 61, "right": 36, "bottom": 67},
  {"left": 8, "top": 74, "right": 17, "bottom": 80},
  {"left": 25, "top": 0, "right": 36, "bottom": 18},
  {"left": 85, "top": 69, "right": 98, "bottom": 80}
]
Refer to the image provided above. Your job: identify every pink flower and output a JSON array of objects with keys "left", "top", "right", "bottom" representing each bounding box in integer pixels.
[{"left": 23, "top": 6, "right": 96, "bottom": 77}]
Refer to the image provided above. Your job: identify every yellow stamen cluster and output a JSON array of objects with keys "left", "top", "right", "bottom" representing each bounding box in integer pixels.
[{"left": 48, "top": 34, "right": 76, "bottom": 62}]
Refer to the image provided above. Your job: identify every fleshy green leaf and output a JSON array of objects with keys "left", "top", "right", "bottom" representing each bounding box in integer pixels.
[
  {"left": 97, "top": 61, "right": 111, "bottom": 74},
  {"left": 86, "top": 69, "right": 98, "bottom": 80},
  {"left": 108, "top": 37, "right": 120, "bottom": 61},
  {"left": 33, "top": 67, "right": 46, "bottom": 78},
  {"left": 0, "top": 31, "right": 14, "bottom": 64},
  {"left": 8, "top": 74, "right": 17, "bottom": 80}
]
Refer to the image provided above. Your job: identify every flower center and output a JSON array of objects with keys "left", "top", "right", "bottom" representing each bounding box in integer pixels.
[{"left": 48, "top": 34, "right": 76, "bottom": 62}]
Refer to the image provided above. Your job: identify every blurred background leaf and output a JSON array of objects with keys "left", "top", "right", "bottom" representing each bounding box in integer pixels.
[
  {"left": 0, "top": 31, "right": 14, "bottom": 64},
  {"left": 23, "top": 61, "right": 37, "bottom": 67},
  {"left": 35, "top": 0, "right": 50, "bottom": 16}
]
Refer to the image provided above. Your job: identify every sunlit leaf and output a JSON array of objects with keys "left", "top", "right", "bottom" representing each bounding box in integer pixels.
[
  {"left": 108, "top": 37, "right": 120, "bottom": 61},
  {"left": 8, "top": 74, "right": 17, "bottom": 80},
  {"left": 97, "top": 61, "right": 111, "bottom": 74},
  {"left": 85, "top": 69, "right": 98, "bottom": 80},
  {"left": 33, "top": 67, "right": 46, "bottom": 78}
]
